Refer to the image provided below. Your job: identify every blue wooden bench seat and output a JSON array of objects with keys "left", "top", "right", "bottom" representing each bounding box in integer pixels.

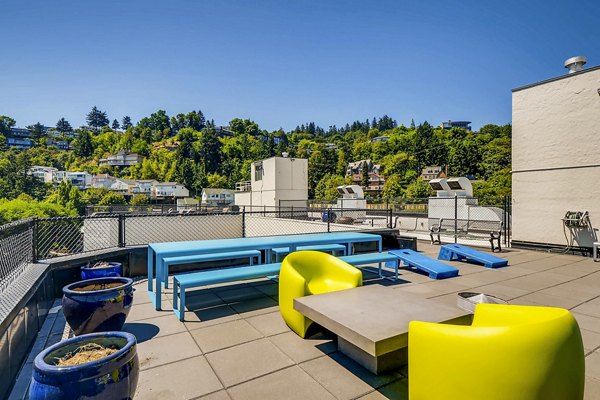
[
  {"left": 271, "top": 244, "right": 347, "bottom": 262},
  {"left": 173, "top": 263, "right": 281, "bottom": 321},
  {"left": 340, "top": 253, "right": 400, "bottom": 280},
  {"left": 438, "top": 243, "right": 508, "bottom": 268},
  {"left": 161, "top": 250, "right": 262, "bottom": 289},
  {"left": 388, "top": 249, "right": 459, "bottom": 280}
]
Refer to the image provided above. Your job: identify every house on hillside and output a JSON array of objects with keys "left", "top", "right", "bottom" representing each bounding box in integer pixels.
[
  {"left": 201, "top": 188, "right": 234, "bottom": 206},
  {"left": 370, "top": 136, "right": 389, "bottom": 143},
  {"left": 99, "top": 151, "right": 144, "bottom": 167},
  {"left": 440, "top": 120, "right": 472, "bottom": 131},
  {"left": 56, "top": 171, "right": 92, "bottom": 190},
  {"left": 30, "top": 166, "right": 58, "bottom": 184},
  {"left": 346, "top": 160, "right": 385, "bottom": 195},
  {"left": 420, "top": 166, "right": 447, "bottom": 182},
  {"left": 152, "top": 182, "right": 189, "bottom": 199},
  {"left": 91, "top": 174, "right": 117, "bottom": 189}
]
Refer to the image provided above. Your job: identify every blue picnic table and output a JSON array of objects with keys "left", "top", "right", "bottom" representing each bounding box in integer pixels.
[{"left": 147, "top": 232, "right": 382, "bottom": 309}]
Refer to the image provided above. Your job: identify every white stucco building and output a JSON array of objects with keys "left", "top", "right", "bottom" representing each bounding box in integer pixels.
[
  {"left": 512, "top": 58, "right": 600, "bottom": 251},
  {"left": 234, "top": 156, "right": 308, "bottom": 209}
]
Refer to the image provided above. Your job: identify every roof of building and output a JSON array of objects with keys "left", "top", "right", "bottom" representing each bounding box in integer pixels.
[
  {"left": 202, "top": 188, "right": 234, "bottom": 195},
  {"left": 93, "top": 174, "right": 115, "bottom": 179},
  {"left": 512, "top": 64, "right": 600, "bottom": 92}
]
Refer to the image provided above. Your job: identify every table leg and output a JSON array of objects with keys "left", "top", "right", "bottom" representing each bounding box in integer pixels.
[{"left": 147, "top": 247, "right": 156, "bottom": 306}]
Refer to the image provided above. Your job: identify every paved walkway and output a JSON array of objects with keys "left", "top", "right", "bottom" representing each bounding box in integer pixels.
[{"left": 16, "top": 243, "right": 600, "bottom": 399}]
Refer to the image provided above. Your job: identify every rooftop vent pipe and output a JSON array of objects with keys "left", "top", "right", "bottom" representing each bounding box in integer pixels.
[{"left": 564, "top": 56, "right": 587, "bottom": 74}]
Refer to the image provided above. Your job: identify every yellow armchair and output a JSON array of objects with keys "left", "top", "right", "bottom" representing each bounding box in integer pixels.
[
  {"left": 278, "top": 250, "right": 362, "bottom": 338},
  {"left": 408, "top": 304, "right": 585, "bottom": 400}
]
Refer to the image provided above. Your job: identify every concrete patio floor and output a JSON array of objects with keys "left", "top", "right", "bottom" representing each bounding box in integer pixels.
[{"left": 14, "top": 242, "right": 600, "bottom": 399}]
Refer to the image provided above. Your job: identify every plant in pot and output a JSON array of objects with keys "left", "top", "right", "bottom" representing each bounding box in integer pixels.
[
  {"left": 29, "top": 331, "right": 139, "bottom": 400},
  {"left": 80, "top": 261, "right": 123, "bottom": 280},
  {"left": 62, "top": 277, "right": 134, "bottom": 336}
]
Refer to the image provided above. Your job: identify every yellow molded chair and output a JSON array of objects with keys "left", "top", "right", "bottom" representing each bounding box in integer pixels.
[
  {"left": 408, "top": 304, "right": 585, "bottom": 400},
  {"left": 278, "top": 250, "right": 362, "bottom": 338}
]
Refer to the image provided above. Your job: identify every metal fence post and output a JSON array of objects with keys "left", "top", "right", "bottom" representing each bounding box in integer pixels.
[
  {"left": 31, "top": 218, "right": 38, "bottom": 263},
  {"left": 242, "top": 206, "right": 246, "bottom": 238},
  {"left": 327, "top": 208, "right": 331, "bottom": 233},
  {"left": 118, "top": 215, "right": 126, "bottom": 247},
  {"left": 454, "top": 194, "right": 458, "bottom": 244},
  {"left": 388, "top": 207, "right": 393, "bottom": 229}
]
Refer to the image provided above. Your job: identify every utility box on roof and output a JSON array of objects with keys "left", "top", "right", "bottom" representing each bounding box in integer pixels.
[{"left": 234, "top": 156, "right": 308, "bottom": 209}]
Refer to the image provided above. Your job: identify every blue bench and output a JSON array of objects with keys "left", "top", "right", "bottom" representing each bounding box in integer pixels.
[
  {"left": 388, "top": 249, "right": 459, "bottom": 279},
  {"left": 271, "top": 244, "right": 347, "bottom": 262},
  {"left": 340, "top": 253, "right": 400, "bottom": 280},
  {"left": 161, "top": 250, "right": 262, "bottom": 289},
  {"left": 438, "top": 243, "right": 508, "bottom": 268},
  {"left": 172, "top": 263, "right": 281, "bottom": 321}
]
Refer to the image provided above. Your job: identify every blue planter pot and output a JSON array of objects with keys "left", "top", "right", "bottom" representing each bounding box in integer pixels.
[
  {"left": 81, "top": 262, "right": 123, "bottom": 280},
  {"left": 62, "top": 277, "right": 134, "bottom": 336},
  {"left": 29, "top": 331, "right": 139, "bottom": 400}
]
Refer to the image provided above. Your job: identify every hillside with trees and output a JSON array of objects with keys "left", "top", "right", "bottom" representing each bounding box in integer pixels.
[{"left": 0, "top": 108, "right": 511, "bottom": 222}]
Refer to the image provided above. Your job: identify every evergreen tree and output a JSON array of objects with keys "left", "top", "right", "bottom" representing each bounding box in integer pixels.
[
  {"left": 410, "top": 119, "right": 416, "bottom": 130},
  {"left": 111, "top": 119, "right": 120, "bottom": 131},
  {"left": 0, "top": 115, "right": 16, "bottom": 136},
  {"left": 361, "top": 160, "right": 370, "bottom": 189},
  {"left": 56, "top": 118, "right": 72, "bottom": 134},
  {"left": 27, "top": 122, "right": 46, "bottom": 146},
  {"left": 197, "top": 127, "right": 221, "bottom": 173},
  {"left": 73, "top": 130, "right": 94, "bottom": 157},
  {"left": 86, "top": 106, "right": 109, "bottom": 129},
  {"left": 121, "top": 116, "right": 133, "bottom": 130}
]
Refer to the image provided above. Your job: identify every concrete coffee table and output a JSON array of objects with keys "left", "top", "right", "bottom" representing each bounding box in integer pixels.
[{"left": 294, "top": 284, "right": 471, "bottom": 374}]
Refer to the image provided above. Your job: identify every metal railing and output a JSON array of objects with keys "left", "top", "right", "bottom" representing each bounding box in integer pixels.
[
  {"left": 0, "top": 197, "right": 510, "bottom": 294},
  {"left": 0, "top": 218, "right": 34, "bottom": 293}
]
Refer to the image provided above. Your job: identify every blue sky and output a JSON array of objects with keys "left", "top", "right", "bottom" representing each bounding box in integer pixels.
[{"left": 1, "top": 0, "right": 598, "bottom": 131}]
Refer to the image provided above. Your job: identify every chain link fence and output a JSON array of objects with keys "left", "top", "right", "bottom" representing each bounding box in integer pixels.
[
  {"left": 0, "top": 218, "right": 34, "bottom": 293},
  {"left": 0, "top": 196, "right": 510, "bottom": 293}
]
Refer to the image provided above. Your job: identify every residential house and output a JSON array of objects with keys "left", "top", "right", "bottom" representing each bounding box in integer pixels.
[
  {"left": 201, "top": 188, "right": 234, "bottom": 206},
  {"left": 152, "top": 182, "right": 190, "bottom": 199},
  {"left": 345, "top": 160, "right": 386, "bottom": 194},
  {"left": 132, "top": 180, "right": 158, "bottom": 195},
  {"left": 420, "top": 166, "right": 447, "bottom": 182},
  {"left": 370, "top": 136, "right": 389, "bottom": 143},
  {"left": 91, "top": 174, "right": 117, "bottom": 189},
  {"left": 30, "top": 166, "right": 58, "bottom": 184},
  {"left": 441, "top": 120, "right": 472, "bottom": 131},
  {"left": 109, "top": 179, "right": 137, "bottom": 195},
  {"left": 6, "top": 127, "right": 33, "bottom": 149},
  {"left": 99, "top": 151, "right": 144, "bottom": 167},
  {"left": 56, "top": 171, "right": 92, "bottom": 190}
]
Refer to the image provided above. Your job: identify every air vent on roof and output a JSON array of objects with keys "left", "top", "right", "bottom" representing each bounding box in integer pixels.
[{"left": 564, "top": 56, "right": 587, "bottom": 74}]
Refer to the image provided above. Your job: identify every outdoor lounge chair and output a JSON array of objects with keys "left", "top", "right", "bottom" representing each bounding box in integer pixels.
[
  {"left": 408, "top": 304, "right": 584, "bottom": 400},
  {"left": 279, "top": 251, "right": 362, "bottom": 338}
]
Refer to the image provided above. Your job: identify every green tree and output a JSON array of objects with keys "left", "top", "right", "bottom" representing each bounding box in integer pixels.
[
  {"left": 121, "top": 116, "right": 133, "bottom": 130},
  {"left": 382, "top": 175, "right": 403, "bottom": 198},
  {"left": 206, "top": 172, "right": 228, "bottom": 188},
  {"left": 130, "top": 194, "right": 149, "bottom": 205},
  {"left": 98, "top": 192, "right": 126, "bottom": 205},
  {"left": 404, "top": 178, "right": 433, "bottom": 199},
  {"left": 361, "top": 161, "right": 370, "bottom": 189},
  {"left": 86, "top": 106, "right": 109, "bottom": 129},
  {"left": 314, "top": 173, "right": 346, "bottom": 200},
  {"left": 197, "top": 127, "right": 221, "bottom": 173},
  {"left": 27, "top": 122, "right": 46, "bottom": 145},
  {"left": 0, "top": 197, "right": 75, "bottom": 224},
  {"left": 73, "top": 130, "right": 94, "bottom": 157},
  {"left": 0, "top": 115, "right": 16, "bottom": 135},
  {"left": 56, "top": 118, "right": 73, "bottom": 134},
  {"left": 111, "top": 119, "right": 120, "bottom": 131}
]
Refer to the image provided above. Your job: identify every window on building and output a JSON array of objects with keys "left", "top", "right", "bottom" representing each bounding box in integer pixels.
[{"left": 255, "top": 164, "right": 263, "bottom": 181}]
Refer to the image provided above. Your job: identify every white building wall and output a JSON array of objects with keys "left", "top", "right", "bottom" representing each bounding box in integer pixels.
[{"left": 512, "top": 67, "right": 600, "bottom": 247}]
